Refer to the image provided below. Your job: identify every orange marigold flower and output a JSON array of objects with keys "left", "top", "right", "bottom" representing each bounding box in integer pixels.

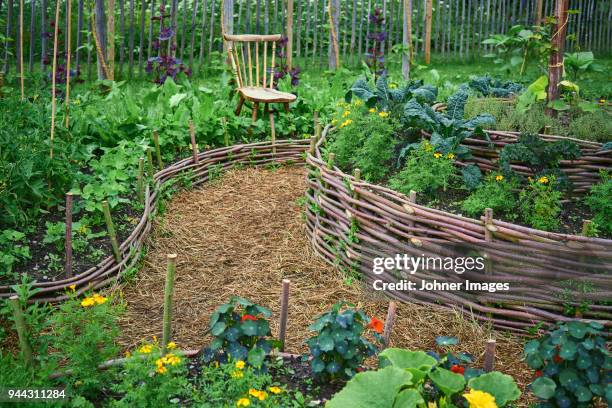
[{"left": 368, "top": 317, "right": 384, "bottom": 334}]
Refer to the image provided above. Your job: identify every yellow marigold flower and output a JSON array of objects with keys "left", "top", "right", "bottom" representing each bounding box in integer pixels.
[
  {"left": 331, "top": 119, "right": 338, "bottom": 125},
  {"left": 156, "top": 365, "right": 167, "bottom": 374},
  {"left": 69, "top": 284, "right": 76, "bottom": 292},
  {"left": 124, "top": 351, "right": 131, "bottom": 358},
  {"left": 268, "top": 386, "right": 282, "bottom": 394},
  {"left": 428, "top": 403, "right": 438, "bottom": 408},
  {"left": 339, "top": 119, "right": 353, "bottom": 128},
  {"left": 236, "top": 398, "right": 250, "bottom": 407},
  {"left": 162, "top": 353, "right": 181, "bottom": 366},
  {"left": 538, "top": 176, "right": 549, "bottom": 184},
  {"left": 231, "top": 370, "right": 244, "bottom": 379},
  {"left": 600, "top": 99, "right": 606, "bottom": 103},
  {"left": 138, "top": 344, "right": 153, "bottom": 354},
  {"left": 235, "top": 360, "right": 245, "bottom": 370},
  {"left": 353, "top": 100, "right": 363, "bottom": 106},
  {"left": 248, "top": 389, "right": 267, "bottom": 401},
  {"left": 389, "top": 83, "right": 398, "bottom": 89},
  {"left": 81, "top": 297, "right": 96, "bottom": 307},
  {"left": 92, "top": 294, "right": 107, "bottom": 305},
  {"left": 378, "top": 111, "right": 389, "bottom": 118},
  {"left": 446, "top": 153, "right": 455, "bottom": 160},
  {"left": 167, "top": 341, "right": 177, "bottom": 350},
  {"left": 434, "top": 152, "right": 443, "bottom": 159},
  {"left": 342, "top": 110, "right": 351, "bottom": 117},
  {"left": 369, "top": 108, "right": 377, "bottom": 114},
  {"left": 495, "top": 175, "right": 504, "bottom": 182},
  {"left": 463, "top": 389, "right": 498, "bottom": 408},
  {"left": 424, "top": 142, "right": 433, "bottom": 152}
]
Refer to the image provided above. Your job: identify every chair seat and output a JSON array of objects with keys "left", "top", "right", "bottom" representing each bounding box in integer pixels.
[{"left": 238, "top": 87, "right": 297, "bottom": 103}]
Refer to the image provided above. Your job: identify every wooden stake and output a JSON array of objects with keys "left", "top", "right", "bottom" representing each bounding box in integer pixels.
[
  {"left": 484, "top": 208, "right": 494, "bottom": 241},
  {"left": 326, "top": 152, "right": 335, "bottom": 169},
  {"left": 424, "top": 0, "right": 433, "bottom": 64},
  {"left": 309, "top": 136, "right": 316, "bottom": 155},
  {"left": 189, "top": 120, "right": 199, "bottom": 164},
  {"left": 278, "top": 279, "right": 290, "bottom": 351},
  {"left": 313, "top": 111, "right": 321, "bottom": 138},
  {"left": 102, "top": 200, "right": 121, "bottom": 263},
  {"left": 221, "top": 117, "right": 229, "bottom": 146},
  {"left": 162, "top": 253, "right": 177, "bottom": 354},
  {"left": 581, "top": 220, "right": 592, "bottom": 236},
  {"left": 9, "top": 296, "right": 33, "bottom": 367},
  {"left": 382, "top": 301, "right": 397, "bottom": 347},
  {"left": 136, "top": 157, "right": 145, "bottom": 203},
  {"left": 408, "top": 190, "right": 417, "bottom": 228},
  {"left": 49, "top": 0, "right": 61, "bottom": 158},
  {"left": 19, "top": 0, "right": 24, "bottom": 100},
  {"left": 65, "top": 193, "right": 74, "bottom": 277},
  {"left": 64, "top": 0, "right": 72, "bottom": 127},
  {"left": 546, "top": 0, "right": 569, "bottom": 117},
  {"left": 146, "top": 147, "right": 155, "bottom": 177},
  {"left": 483, "top": 339, "right": 496, "bottom": 372},
  {"left": 153, "top": 130, "right": 163, "bottom": 169},
  {"left": 287, "top": 0, "right": 293, "bottom": 69},
  {"left": 352, "top": 168, "right": 361, "bottom": 200}
]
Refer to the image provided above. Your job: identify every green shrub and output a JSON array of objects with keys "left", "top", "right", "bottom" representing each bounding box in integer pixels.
[
  {"left": 568, "top": 109, "right": 612, "bottom": 143},
  {"left": 497, "top": 104, "right": 566, "bottom": 135},
  {"left": 389, "top": 140, "right": 457, "bottom": 196},
  {"left": 306, "top": 301, "right": 382, "bottom": 381},
  {"left": 524, "top": 321, "right": 611, "bottom": 407},
  {"left": 585, "top": 171, "right": 612, "bottom": 235},
  {"left": 461, "top": 174, "right": 517, "bottom": 218},
  {"left": 519, "top": 176, "right": 562, "bottom": 231},
  {"left": 464, "top": 97, "right": 510, "bottom": 124},
  {"left": 200, "top": 296, "right": 279, "bottom": 369}
]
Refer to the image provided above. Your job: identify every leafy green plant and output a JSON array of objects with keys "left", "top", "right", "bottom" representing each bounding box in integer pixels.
[
  {"left": 499, "top": 133, "right": 581, "bottom": 189},
  {"left": 519, "top": 176, "right": 562, "bottom": 231},
  {"left": 564, "top": 51, "right": 602, "bottom": 82},
  {"left": 328, "top": 347, "right": 520, "bottom": 407},
  {"left": 584, "top": 171, "right": 612, "bottom": 235},
  {"left": 110, "top": 342, "right": 191, "bottom": 407},
  {"left": 305, "top": 301, "right": 382, "bottom": 381},
  {"left": 524, "top": 320, "right": 611, "bottom": 407},
  {"left": 201, "top": 296, "right": 279, "bottom": 368},
  {"left": 468, "top": 75, "right": 523, "bottom": 98},
  {"left": 461, "top": 174, "right": 517, "bottom": 218},
  {"left": 389, "top": 140, "right": 457, "bottom": 196},
  {"left": 0, "top": 229, "right": 30, "bottom": 277},
  {"left": 400, "top": 87, "right": 495, "bottom": 160}
]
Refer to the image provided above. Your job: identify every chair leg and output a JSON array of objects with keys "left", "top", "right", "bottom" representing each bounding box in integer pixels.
[
  {"left": 252, "top": 102, "right": 259, "bottom": 123},
  {"left": 266, "top": 104, "right": 276, "bottom": 155},
  {"left": 283, "top": 102, "right": 290, "bottom": 113},
  {"left": 235, "top": 96, "right": 245, "bottom": 116}
]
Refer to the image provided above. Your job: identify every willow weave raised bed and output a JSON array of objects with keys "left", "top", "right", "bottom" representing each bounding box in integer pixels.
[
  {"left": 304, "top": 126, "right": 612, "bottom": 333},
  {"left": 0, "top": 139, "right": 309, "bottom": 302}
]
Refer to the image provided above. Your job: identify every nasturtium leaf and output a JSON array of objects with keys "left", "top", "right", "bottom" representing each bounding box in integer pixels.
[
  {"left": 211, "top": 322, "right": 226, "bottom": 336},
  {"left": 524, "top": 339, "right": 540, "bottom": 355},
  {"left": 379, "top": 349, "right": 437, "bottom": 382},
  {"left": 468, "top": 372, "right": 521, "bottom": 406},
  {"left": 559, "top": 340, "right": 577, "bottom": 360},
  {"left": 392, "top": 388, "right": 425, "bottom": 408},
  {"left": 575, "top": 385, "right": 593, "bottom": 402},
  {"left": 435, "top": 336, "right": 459, "bottom": 346},
  {"left": 531, "top": 377, "right": 557, "bottom": 399},
  {"left": 311, "top": 357, "right": 326, "bottom": 373},
  {"left": 241, "top": 320, "right": 258, "bottom": 336},
  {"left": 566, "top": 321, "right": 588, "bottom": 339},
  {"left": 224, "top": 327, "right": 240, "bottom": 342},
  {"left": 327, "top": 366, "right": 413, "bottom": 408},
  {"left": 227, "top": 342, "right": 248, "bottom": 361},
  {"left": 247, "top": 346, "right": 266, "bottom": 368},
  {"left": 327, "top": 361, "right": 341, "bottom": 374},
  {"left": 576, "top": 354, "right": 592, "bottom": 370},
  {"left": 429, "top": 368, "right": 465, "bottom": 396},
  {"left": 559, "top": 368, "right": 580, "bottom": 388},
  {"left": 318, "top": 333, "right": 335, "bottom": 352},
  {"left": 209, "top": 337, "right": 223, "bottom": 351},
  {"left": 215, "top": 303, "right": 233, "bottom": 314},
  {"left": 257, "top": 319, "right": 270, "bottom": 336}
]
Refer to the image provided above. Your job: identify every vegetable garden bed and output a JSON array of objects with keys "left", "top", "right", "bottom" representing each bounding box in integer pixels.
[{"left": 305, "top": 125, "right": 612, "bottom": 333}]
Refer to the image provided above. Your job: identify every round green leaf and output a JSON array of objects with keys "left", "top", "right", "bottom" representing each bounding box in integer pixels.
[
  {"left": 428, "top": 368, "right": 466, "bottom": 396},
  {"left": 318, "top": 333, "right": 335, "bottom": 352},
  {"left": 559, "top": 368, "right": 579, "bottom": 388},
  {"left": 435, "top": 336, "right": 459, "bottom": 346},
  {"left": 393, "top": 389, "right": 424, "bottom": 408},
  {"left": 211, "top": 321, "right": 226, "bottom": 336},
  {"left": 241, "top": 320, "right": 258, "bottom": 336},
  {"left": 559, "top": 340, "right": 577, "bottom": 360},
  {"left": 575, "top": 385, "right": 593, "bottom": 402},
  {"left": 311, "top": 357, "right": 326, "bottom": 373},
  {"left": 531, "top": 377, "right": 556, "bottom": 400},
  {"left": 524, "top": 340, "right": 540, "bottom": 355},
  {"left": 247, "top": 346, "right": 266, "bottom": 368},
  {"left": 468, "top": 372, "right": 521, "bottom": 406},
  {"left": 566, "top": 321, "right": 588, "bottom": 339}
]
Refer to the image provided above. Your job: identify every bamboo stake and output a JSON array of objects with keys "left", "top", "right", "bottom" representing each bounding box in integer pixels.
[
  {"left": 9, "top": 296, "right": 33, "bottom": 368},
  {"left": 91, "top": 2, "right": 111, "bottom": 79},
  {"left": 153, "top": 130, "right": 164, "bottom": 169},
  {"left": 162, "top": 254, "right": 177, "bottom": 354},
  {"left": 278, "top": 279, "right": 290, "bottom": 351},
  {"left": 382, "top": 301, "right": 397, "bottom": 347},
  {"left": 287, "top": 0, "right": 294, "bottom": 69},
  {"left": 102, "top": 200, "right": 121, "bottom": 263},
  {"left": 189, "top": 120, "right": 198, "bottom": 164},
  {"left": 424, "top": 0, "right": 432, "bottom": 64},
  {"left": 49, "top": 0, "right": 61, "bottom": 159},
  {"left": 483, "top": 339, "right": 496, "bottom": 372},
  {"left": 65, "top": 193, "right": 74, "bottom": 277},
  {"left": 19, "top": 0, "right": 24, "bottom": 99},
  {"left": 65, "top": 0, "right": 73, "bottom": 128},
  {"left": 136, "top": 157, "right": 145, "bottom": 202},
  {"left": 108, "top": 0, "right": 115, "bottom": 79}
]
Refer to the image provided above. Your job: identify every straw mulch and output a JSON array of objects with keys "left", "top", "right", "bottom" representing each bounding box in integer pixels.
[{"left": 117, "top": 165, "right": 534, "bottom": 403}]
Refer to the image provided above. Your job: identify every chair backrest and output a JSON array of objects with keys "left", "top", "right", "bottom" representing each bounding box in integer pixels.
[{"left": 223, "top": 34, "right": 282, "bottom": 90}]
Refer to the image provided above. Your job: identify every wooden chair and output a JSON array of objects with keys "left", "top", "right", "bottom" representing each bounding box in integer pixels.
[{"left": 223, "top": 34, "right": 297, "bottom": 151}]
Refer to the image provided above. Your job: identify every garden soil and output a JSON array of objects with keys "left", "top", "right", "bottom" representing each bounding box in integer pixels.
[{"left": 117, "top": 165, "right": 534, "bottom": 404}]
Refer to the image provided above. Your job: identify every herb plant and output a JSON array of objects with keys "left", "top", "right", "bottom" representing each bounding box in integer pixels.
[
  {"left": 461, "top": 174, "right": 517, "bottom": 218},
  {"left": 306, "top": 301, "right": 382, "bottom": 381},
  {"left": 201, "top": 296, "right": 279, "bottom": 368},
  {"left": 584, "top": 172, "right": 612, "bottom": 235},
  {"left": 524, "top": 320, "right": 611, "bottom": 407},
  {"left": 519, "top": 176, "right": 562, "bottom": 231}
]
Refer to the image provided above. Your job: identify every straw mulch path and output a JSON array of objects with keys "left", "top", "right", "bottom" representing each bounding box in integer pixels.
[{"left": 118, "top": 165, "right": 533, "bottom": 402}]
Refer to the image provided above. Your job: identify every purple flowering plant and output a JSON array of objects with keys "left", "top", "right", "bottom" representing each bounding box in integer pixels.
[
  {"left": 365, "top": 7, "right": 387, "bottom": 78},
  {"left": 145, "top": 3, "right": 191, "bottom": 84},
  {"left": 272, "top": 36, "right": 300, "bottom": 87}
]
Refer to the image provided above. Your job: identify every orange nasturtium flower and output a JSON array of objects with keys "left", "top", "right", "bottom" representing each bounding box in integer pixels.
[
  {"left": 241, "top": 314, "right": 257, "bottom": 322},
  {"left": 368, "top": 317, "right": 384, "bottom": 334}
]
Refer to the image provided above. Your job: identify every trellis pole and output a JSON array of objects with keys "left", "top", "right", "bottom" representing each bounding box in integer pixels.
[
  {"left": 546, "top": 0, "right": 569, "bottom": 117},
  {"left": 287, "top": 0, "right": 294, "bottom": 69},
  {"left": 108, "top": 0, "right": 116, "bottom": 79},
  {"left": 424, "top": 0, "right": 432, "bottom": 64},
  {"left": 402, "top": 0, "right": 410, "bottom": 79},
  {"left": 65, "top": 0, "right": 73, "bottom": 128},
  {"left": 50, "top": 0, "right": 61, "bottom": 159},
  {"left": 19, "top": 0, "right": 24, "bottom": 99},
  {"left": 327, "top": 0, "right": 340, "bottom": 69}
]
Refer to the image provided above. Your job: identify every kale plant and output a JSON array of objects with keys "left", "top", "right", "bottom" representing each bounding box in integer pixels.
[
  {"left": 469, "top": 75, "right": 523, "bottom": 98},
  {"left": 345, "top": 75, "right": 437, "bottom": 112}
]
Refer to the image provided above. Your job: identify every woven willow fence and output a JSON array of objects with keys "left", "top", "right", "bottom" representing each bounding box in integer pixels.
[
  {"left": 305, "top": 126, "right": 612, "bottom": 333},
  {"left": 0, "top": 139, "right": 308, "bottom": 302}
]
